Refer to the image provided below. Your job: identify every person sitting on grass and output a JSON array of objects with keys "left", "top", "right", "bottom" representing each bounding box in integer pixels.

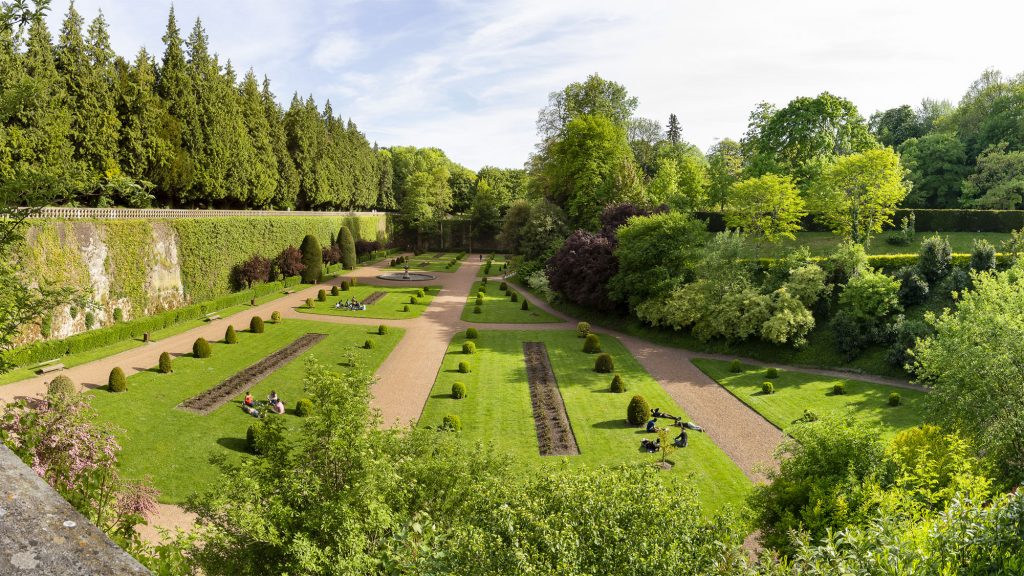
[
  {"left": 267, "top": 390, "right": 285, "bottom": 414},
  {"left": 334, "top": 301, "right": 342, "bottom": 309},
  {"left": 244, "top": 391, "right": 254, "bottom": 407},
  {"left": 674, "top": 429, "right": 688, "bottom": 448},
  {"left": 640, "top": 438, "right": 661, "bottom": 453},
  {"left": 646, "top": 418, "right": 659, "bottom": 433}
]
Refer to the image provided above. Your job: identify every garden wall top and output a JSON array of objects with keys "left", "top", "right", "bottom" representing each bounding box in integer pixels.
[{"left": 25, "top": 207, "right": 390, "bottom": 220}]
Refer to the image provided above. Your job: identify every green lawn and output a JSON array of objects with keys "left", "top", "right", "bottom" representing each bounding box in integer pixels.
[
  {"left": 692, "top": 358, "right": 926, "bottom": 438},
  {"left": 87, "top": 318, "right": 404, "bottom": 503},
  {"left": 386, "top": 253, "right": 463, "bottom": 273},
  {"left": 419, "top": 330, "right": 752, "bottom": 511},
  {"left": 763, "top": 231, "right": 1012, "bottom": 257},
  {"left": 295, "top": 284, "right": 440, "bottom": 320},
  {"left": 477, "top": 254, "right": 508, "bottom": 277},
  {"left": 461, "top": 280, "right": 560, "bottom": 324}
]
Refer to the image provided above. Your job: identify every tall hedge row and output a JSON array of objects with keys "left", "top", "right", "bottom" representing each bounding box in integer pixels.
[{"left": 699, "top": 209, "right": 1024, "bottom": 234}]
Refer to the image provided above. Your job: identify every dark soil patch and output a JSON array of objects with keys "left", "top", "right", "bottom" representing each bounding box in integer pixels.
[
  {"left": 523, "top": 342, "right": 580, "bottom": 456},
  {"left": 433, "top": 252, "right": 446, "bottom": 258},
  {"left": 362, "top": 291, "right": 386, "bottom": 306},
  {"left": 178, "top": 333, "right": 327, "bottom": 414}
]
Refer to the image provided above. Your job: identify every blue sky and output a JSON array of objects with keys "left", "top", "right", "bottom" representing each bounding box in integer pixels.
[{"left": 47, "top": 0, "right": 1024, "bottom": 170}]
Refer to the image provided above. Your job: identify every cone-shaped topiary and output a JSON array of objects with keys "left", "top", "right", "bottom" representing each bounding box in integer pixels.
[
  {"left": 465, "top": 327, "right": 478, "bottom": 339},
  {"left": 403, "top": 304, "right": 410, "bottom": 312},
  {"left": 193, "top": 337, "right": 211, "bottom": 358},
  {"left": 761, "top": 381, "right": 775, "bottom": 394},
  {"left": 463, "top": 341, "right": 476, "bottom": 354},
  {"left": 159, "top": 351, "right": 173, "bottom": 373},
  {"left": 364, "top": 339, "right": 374, "bottom": 349},
  {"left": 583, "top": 333, "right": 601, "bottom": 354},
  {"left": 627, "top": 395, "right": 650, "bottom": 425},
  {"left": 729, "top": 359, "right": 742, "bottom": 373},
  {"left": 296, "top": 398, "right": 313, "bottom": 417},
  {"left": 458, "top": 361, "right": 471, "bottom": 373},
  {"left": 595, "top": 353, "right": 614, "bottom": 373},
  {"left": 305, "top": 297, "right": 314, "bottom": 308},
  {"left": 500, "top": 281, "right": 508, "bottom": 291},
  {"left": 317, "top": 289, "right": 327, "bottom": 302},
  {"left": 510, "top": 292, "right": 519, "bottom": 302},
  {"left": 521, "top": 299, "right": 529, "bottom": 311},
  {"left": 341, "top": 280, "right": 350, "bottom": 291},
  {"left": 409, "top": 296, "right": 419, "bottom": 305},
  {"left": 299, "top": 234, "right": 322, "bottom": 283},
  {"left": 47, "top": 375, "right": 75, "bottom": 397},
  {"left": 108, "top": 367, "right": 127, "bottom": 392},
  {"left": 417, "top": 288, "right": 426, "bottom": 298},
  {"left": 250, "top": 316, "right": 265, "bottom": 333},
  {"left": 451, "top": 381, "right": 467, "bottom": 399},
  {"left": 331, "top": 285, "right": 340, "bottom": 296},
  {"left": 225, "top": 325, "right": 237, "bottom": 344},
  {"left": 339, "top": 226, "right": 356, "bottom": 269},
  {"left": 610, "top": 374, "right": 625, "bottom": 393},
  {"left": 271, "top": 311, "right": 281, "bottom": 323},
  {"left": 378, "top": 324, "right": 388, "bottom": 335},
  {"left": 441, "top": 414, "right": 462, "bottom": 431},
  {"left": 766, "top": 367, "right": 778, "bottom": 379}
]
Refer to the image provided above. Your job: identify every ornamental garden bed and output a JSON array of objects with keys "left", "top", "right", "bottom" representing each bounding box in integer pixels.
[{"left": 523, "top": 342, "right": 579, "bottom": 456}]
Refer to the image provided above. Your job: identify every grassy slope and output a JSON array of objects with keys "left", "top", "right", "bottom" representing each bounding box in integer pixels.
[
  {"left": 763, "top": 231, "right": 1012, "bottom": 257},
  {"left": 419, "top": 330, "right": 752, "bottom": 511},
  {"left": 87, "top": 318, "right": 403, "bottom": 503},
  {"left": 461, "top": 280, "right": 560, "bottom": 324},
  {"left": 296, "top": 285, "right": 440, "bottom": 320},
  {"left": 692, "top": 358, "right": 926, "bottom": 438}
]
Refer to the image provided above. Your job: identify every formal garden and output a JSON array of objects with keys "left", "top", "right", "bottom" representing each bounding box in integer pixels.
[
  {"left": 295, "top": 283, "right": 441, "bottom": 320},
  {"left": 460, "top": 279, "right": 560, "bottom": 323},
  {"left": 385, "top": 252, "right": 466, "bottom": 273}
]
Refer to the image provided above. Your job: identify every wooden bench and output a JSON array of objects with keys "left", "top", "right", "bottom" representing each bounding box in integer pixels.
[
  {"left": 204, "top": 313, "right": 221, "bottom": 321},
  {"left": 37, "top": 363, "right": 65, "bottom": 375},
  {"left": 283, "top": 289, "right": 295, "bottom": 294}
]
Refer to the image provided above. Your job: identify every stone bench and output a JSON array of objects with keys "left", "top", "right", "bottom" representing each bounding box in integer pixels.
[
  {"left": 37, "top": 363, "right": 65, "bottom": 375},
  {"left": 204, "top": 313, "right": 221, "bottom": 321}
]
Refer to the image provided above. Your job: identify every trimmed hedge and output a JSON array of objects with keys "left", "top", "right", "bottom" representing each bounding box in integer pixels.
[
  {"left": 442, "top": 414, "right": 462, "bottom": 431},
  {"left": 626, "top": 395, "right": 650, "bottom": 426},
  {"left": 271, "top": 311, "right": 281, "bottom": 323},
  {"left": 595, "top": 353, "right": 614, "bottom": 373},
  {"left": 225, "top": 325, "right": 237, "bottom": 344},
  {"left": 295, "top": 398, "right": 313, "bottom": 417},
  {"left": 761, "top": 381, "right": 775, "bottom": 394},
  {"left": 378, "top": 324, "right": 388, "bottom": 335},
  {"left": 610, "top": 374, "right": 625, "bottom": 393},
  {"left": 458, "top": 361, "right": 471, "bottom": 373},
  {"left": 698, "top": 208, "right": 1024, "bottom": 233},
  {"left": 451, "top": 381, "right": 467, "bottom": 399},
  {"left": 108, "top": 367, "right": 127, "bottom": 392},
  {"left": 583, "top": 333, "right": 601, "bottom": 354},
  {"left": 47, "top": 375, "right": 75, "bottom": 396},
  {"left": 158, "top": 351, "right": 173, "bottom": 373},
  {"left": 250, "top": 316, "right": 265, "bottom": 333},
  {"left": 462, "top": 341, "right": 476, "bottom": 355},
  {"left": 193, "top": 337, "right": 211, "bottom": 358},
  {"left": 465, "top": 327, "right": 478, "bottom": 339}
]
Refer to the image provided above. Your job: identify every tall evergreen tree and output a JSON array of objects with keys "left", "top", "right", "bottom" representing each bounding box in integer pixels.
[
  {"left": 238, "top": 69, "right": 278, "bottom": 207},
  {"left": 375, "top": 147, "right": 396, "bottom": 210},
  {"left": 155, "top": 6, "right": 195, "bottom": 205},
  {"left": 666, "top": 113, "right": 681, "bottom": 145},
  {"left": 260, "top": 76, "right": 299, "bottom": 209}
]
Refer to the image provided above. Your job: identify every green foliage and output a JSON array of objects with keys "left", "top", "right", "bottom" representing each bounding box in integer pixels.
[
  {"left": 509, "top": 292, "right": 518, "bottom": 302},
  {"left": 832, "top": 267, "right": 903, "bottom": 358},
  {"left": 765, "top": 367, "right": 778, "bottom": 379},
  {"left": 451, "top": 381, "right": 467, "bottom": 399},
  {"left": 295, "top": 398, "right": 313, "bottom": 417},
  {"left": 377, "top": 324, "right": 388, "bottom": 335},
  {"left": 113, "top": 307, "right": 124, "bottom": 322},
  {"left": 409, "top": 295, "right": 419, "bottom": 305},
  {"left": 417, "top": 288, "right": 425, "bottom": 298},
  {"left": 462, "top": 341, "right": 476, "bottom": 355},
  {"left": 441, "top": 413, "right": 462, "bottom": 431},
  {"left": 918, "top": 234, "right": 953, "bottom": 282},
  {"left": 583, "top": 333, "right": 601, "bottom": 354},
  {"left": 832, "top": 382, "right": 846, "bottom": 395},
  {"left": 475, "top": 295, "right": 483, "bottom": 306},
  {"left": 458, "top": 361, "right": 470, "bottom": 373},
  {"left": 341, "top": 280, "right": 350, "bottom": 291},
  {"left": 889, "top": 392, "right": 902, "bottom": 406},
  {"left": 192, "top": 337, "right": 211, "bottom": 358},
  {"left": 730, "top": 360, "right": 742, "bottom": 373},
  {"left": 761, "top": 381, "right": 775, "bottom": 394},
  {"left": 609, "top": 211, "right": 706, "bottom": 308},
  {"left": 970, "top": 238, "right": 997, "bottom": 272},
  {"left": 725, "top": 174, "right": 806, "bottom": 242},
  {"left": 962, "top": 142, "right": 1024, "bottom": 209},
  {"left": 576, "top": 321, "right": 591, "bottom": 338},
  {"left": 472, "top": 305, "right": 482, "bottom": 314},
  {"left": 520, "top": 299, "right": 529, "bottom": 311},
  {"left": 107, "top": 367, "right": 127, "bottom": 392},
  {"left": 338, "top": 226, "right": 357, "bottom": 269},
  {"left": 626, "top": 394, "right": 650, "bottom": 425},
  {"left": 159, "top": 351, "right": 173, "bottom": 374},
  {"left": 224, "top": 325, "right": 237, "bottom": 344},
  {"left": 249, "top": 316, "right": 264, "bottom": 333},
  {"left": 299, "top": 234, "right": 322, "bottom": 283},
  {"left": 465, "top": 327, "right": 478, "bottom": 339},
  {"left": 403, "top": 304, "right": 410, "bottom": 312},
  {"left": 305, "top": 297, "right": 314, "bottom": 308},
  {"left": 363, "top": 339, "right": 374, "bottom": 350},
  {"left": 331, "top": 285, "right": 339, "bottom": 296},
  {"left": 610, "top": 374, "right": 625, "bottom": 393},
  {"left": 85, "top": 311, "right": 96, "bottom": 329},
  {"left": 317, "top": 289, "right": 326, "bottom": 302},
  {"left": 270, "top": 311, "right": 281, "bottom": 323},
  {"left": 594, "top": 353, "right": 614, "bottom": 373},
  {"left": 47, "top": 375, "right": 75, "bottom": 397},
  {"left": 899, "top": 133, "right": 971, "bottom": 208}
]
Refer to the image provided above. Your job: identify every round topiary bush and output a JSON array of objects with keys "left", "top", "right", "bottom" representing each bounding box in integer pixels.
[
  {"left": 729, "top": 359, "right": 742, "bottom": 373},
  {"left": 520, "top": 299, "right": 529, "bottom": 311},
  {"left": 462, "top": 341, "right": 476, "bottom": 354},
  {"left": 250, "top": 316, "right": 265, "bottom": 333},
  {"left": 402, "top": 304, "right": 410, "bottom": 312},
  {"left": 317, "top": 289, "right": 327, "bottom": 302},
  {"left": 833, "top": 382, "right": 846, "bottom": 395},
  {"left": 766, "top": 367, "right": 778, "bottom": 379},
  {"left": 225, "top": 325, "right": 237, "bottom": 344},
  {"left": 475, "top": 296, "right": 484, "bottom": 306},
  {"left": 577, "top": 322, "right": 591, "bottom": 338},
  {"left": 889, "top": 392, "right": 902, "bottom": 406},
  {"left": 627, "top": 395, "right": 650, "bottom": 426},
  {"left": 364, "top": 339, "right": 374, "bottom": 349},
  {"left": 441, "top": 414, "right": 462, "bottom": 431},
  {"left": 193, "top": 337, "right": 211, "bottom": 358},
  {"left": 108, "top": 367, "right": 127, "bottom": 393},
  {"left": 409, "top": 296, "right": 419, "bottom": 305},
  {"left": 331, "top": 285, "right": 340, "bottom": 296},
  {"left": 500, "top": 281, "right": 508, "bottom": 291},
  {"left": 458, "top": 361, "right": 471, "bottom": 373},
  {"left": 473, "top": 305, "right": 482, "bottom": 314},
  {"left": 159, "top": 351, "right": 173, "bottom": 373},
  {"left": 762, "top": 381, "right": 775, "bottom": 395},
  {"left": 465, "top": 327, "right": 478, "bottom": 339},
  {"left": 451, "top": 381, "right": 467, "bottom": 399},
  {"left": 417, "top": 288, "right": 425, "bottom": 298},
  {"left": 295, "top": 398, "right": 313, "bottom": 417},
  {"left": 583, "top": 333, "right": 601, "bottom": 354},
  {"left": 510, "top": 292, "right": 519, "bottom": 302},
  {"left": 305, "top": 298, "right": 314, "bottom": 308},
  {"left": 378, "top": 324, "right": 388, "bottom": 335},
  {"left": 595, "top": 353, "right": 614, "bottom": 373},
  {"left": 341, "top": 280, "right": 350, "bottom": 291},
  {"left": 271, "top": 311, "right": 281, "bottom": 323},
  {"left": 47, "top": 375, "right": 75, "bottom": 397},
  {"left": 610, "top": 374, "right": 625, "bottom": 393}
]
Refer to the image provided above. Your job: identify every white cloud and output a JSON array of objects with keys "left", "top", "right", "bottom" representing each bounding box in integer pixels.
[{"left": 312, "top": 34, "right": 361, "bottom": 70}]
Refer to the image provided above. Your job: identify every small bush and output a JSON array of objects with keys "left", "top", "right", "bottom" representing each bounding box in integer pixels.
[
  {"left": 761, "top": 381, "right": 775, "bottom": 394},
  {"left": 47, "top": 375, "right": 75, "bottom": 397},
  {"left": 85, "top": 311, "right": 95, "bottom": 329},
  {"left": 475, "top": 296, "right": 484, "bottom": 306},
  {"left": 833, "top": 382, "right": 846, "bottom": 395},
  {"left": 627, "top": 395, "right": 650, "bottom": 425},
  {"left": 271, "top": 311, "right": 281, "bottom": 323},
  {"left": 729, "top": 359, "right": 742, "bottom": 373},
  {"left": 451, "top": 381, "right": 467, "bottom": 399},
  {"left": 500, "top": 282, "right": 508, "bottom": 291},
  {"left": 409, "top": 296, "right": 419, "bottom": 305},
  {"left": 317, "top": 289, "right": 327, "bottom": 302},
  {"left": 364, "top": 339, "right": 374, "bottom": 349},
  {"left": 458, "top": 361, "right": 471, "bottom": 373},
  {"left": 108, "top": 367, "right": 127, "bottom": 392},
  {"left": 465, "top": 327, "right": 478, "bottom": 339},
  {"left": 889, "top": 392, "right": 902, "bottom": 406},
  {"left": 595, "top": 353, "right": 614, "bottom": 373},
  {"left": 896, "top": 266, "right": 930, "bottom": 306},
  {"left": 583, "top": 333, "right": 601, "bottom": 354},
  {"left": 378, "top": 324, "right": 388, "bottom": 335},
  {"left": 225, "top": 325, "right": 237, "bottom": 344},
  {"left": 610, "top": 374, "right": 625, "bottom": 393},
  {"left": 246, "top": 424, "right": 260, "bottom": 454},
  {"left": 341, "top": 281, "right": 350, "bottom": 291},
  {"left": 473, "top": 305, "right": 482, "bottom": 314},
  {"left": 765, "top": 367, "right": 779, "bottom": 379},
  {"left": 417, "top": 288, "right": 425, "bottom": 298},
  {"left": 250, "top": 316, "right": 265, "bottom": 333},
  {"left": 158, "top": 351, "right": 172, "bottom": 373},
  {"left": 305, "top": 298, "right": 314, "bottom": 308},
  {"left": 918, "top": 235, "right": 952, "bottom": 283},
  {"left": 296, "top": 398, "right": 313, "bottom": 417},
  {"left": 193, "top": 337, "right": 211, "bottom": 358},
  {"left": 462, "top": 341, "right": 476, "bottom": 354},
  {"left": 113, "top": 307, "right": 124, "bottom": 323},
  {"left": 403, "top": 304, "right": 410, "bottom": 312},
  {"left": 577, "top": 322, "right": 591, "bottom": 338},
  {"left": 441, "top": 414, "right": 462, "bottom": 431},
  {"left": 331, "top": 285, "right": 340, "bottom": 296},
  {"left": 521, "top": 299, "right": 529, "bottom": 311},
  {"left": 510, "top": 292, "right": 519, "bottom": 302},
  {"left": 970, "top": 238, "right": 997, "bottom": 272}
]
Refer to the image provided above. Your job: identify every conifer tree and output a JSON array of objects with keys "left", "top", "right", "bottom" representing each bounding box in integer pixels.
[
  {"left": 238, "top": 69, "right": 278, "bottom": 207},
  {"left": 261, "top": 77, "right": 299, "bottom": 209},
  {"left": 666, "top": 113, "right": 681, "bottom": 145}
]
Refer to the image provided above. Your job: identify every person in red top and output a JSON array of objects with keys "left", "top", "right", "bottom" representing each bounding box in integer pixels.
[{"left": 244, "top": 391, "right": 254, "bottom": 406}]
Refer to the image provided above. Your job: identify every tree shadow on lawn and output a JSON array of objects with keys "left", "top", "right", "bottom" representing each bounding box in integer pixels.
[
  {"left": 216, "top": 437, "right": 249, "bottom": 453},
  {"left": 591, "top": 419, "right": 635, "bottom": 430}
]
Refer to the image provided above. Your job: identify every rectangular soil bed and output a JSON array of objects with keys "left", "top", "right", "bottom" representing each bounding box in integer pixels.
[
  {"left": 361, "top": 291, "right": 386, "bottom": 306},
  {"left": 177, "top": 333, "right": 327, "bottom": 414},
  {"left": 523, "top": 342, "right": 580, "bottom": 456}
]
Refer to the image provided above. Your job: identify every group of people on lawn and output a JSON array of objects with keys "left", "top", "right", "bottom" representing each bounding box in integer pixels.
[
  {"left": 334, "top": 297, "right": 365, "bottom": 310},
  {"left": 639, "top": 408, "right": 704, "bottom": 453},
  {"left": 242, "top": 390, "right": 285, "bottom": 417}
]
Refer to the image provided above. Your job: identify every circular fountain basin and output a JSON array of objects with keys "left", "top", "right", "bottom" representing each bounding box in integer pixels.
[{"left": 376, "top": 272, "right": 437, "bottom": 281}]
